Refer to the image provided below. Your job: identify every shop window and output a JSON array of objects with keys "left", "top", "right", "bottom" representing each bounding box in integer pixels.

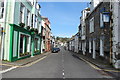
[
  {"left": 0, "top": 2, "right": 4, "bottom": 19},
  {"left": 26, "top": 35, "right": 30, "bottom": 52},
  {"left": 20, "top": 34, "right": 24, "bottom": 54},
  {"left": 19, "top": 34, "right": 30, "bottom": 57},
  {"left": 35, "top": 38, "right": 38, "bottom": 50}
]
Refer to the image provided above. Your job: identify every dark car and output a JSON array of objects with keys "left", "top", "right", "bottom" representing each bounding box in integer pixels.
[{"left": 51, "top": 48, "right": 60, "bottom": 53}]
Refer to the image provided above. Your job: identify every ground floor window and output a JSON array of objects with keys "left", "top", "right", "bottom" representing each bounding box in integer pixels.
[
  {"left": 100, "top": 39, "right": 104, "bottom": 56},
  {"left": 19, "top": 34, "right": 31, "bottom": 57},
  {"left": 34, "top": 38, "right": 40, "bottom": 53},
  {"left": 89, "top": 40, "right": 92, "bottom": 53},
  {"left": 20, "top": 34, "right": 24, "bottom": 54}
]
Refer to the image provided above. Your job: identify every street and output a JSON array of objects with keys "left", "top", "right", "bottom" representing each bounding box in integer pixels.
[{"left": 2, "top": 48, "right": 113, "bottom": 79}]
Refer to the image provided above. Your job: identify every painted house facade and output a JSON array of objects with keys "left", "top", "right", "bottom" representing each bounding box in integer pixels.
[
  {"left": 41, "top": 19, "right": 46, "bottom": 53},
  {"left": 50, "top": 34, "right": 55, "bottom": 50},
  {"left": 79, "top": 8, "right": 90, "bottom": 55},
  {"left": 110, "top": 0, "right": 120, "bottom": 68},
  {"left": 41, "top": 17, "right": 51, "bottom": 52},
  {"left": 0, "top": 0, "right": 42, "bottom": 61},
  {"left": 74, "top": 33, "right": 79, "bottom": 53}
]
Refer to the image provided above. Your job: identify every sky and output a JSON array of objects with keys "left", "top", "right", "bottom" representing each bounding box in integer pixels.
[{"left": 39, "top": 2, "right": 89, "bottom": 38}]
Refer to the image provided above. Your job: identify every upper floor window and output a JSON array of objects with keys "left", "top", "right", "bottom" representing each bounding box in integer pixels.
[
  {"left": 20, "top": 3, "right": 25, "bottom": 23},
  {"left": 34, "top": 15, "right": 37, "bottom": 28},
  {"left": 0, "top": 2, "right": 4, "bottom": 19},
  {"left": 26, "top": 10, "right": 31, "bottom": 26},
  {"left": 100, "top": 13, "right": 104, "bottom": 28},
  {"left": 31, "top": 14, "right": 33, "bottom": 27},
  {"left": 89, "top": 17, "right": 94, "bottom": 33}
]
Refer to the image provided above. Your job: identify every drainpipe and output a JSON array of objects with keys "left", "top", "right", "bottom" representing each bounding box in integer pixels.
[
  {"left": 0, "top": 1, "right": 7, "bottom": 60},
  {"left": 109, "top": 1, "right": 112, "bottom": 64},
  {"left": 0, "top": 27, "right": 4, "bottom": 60}
]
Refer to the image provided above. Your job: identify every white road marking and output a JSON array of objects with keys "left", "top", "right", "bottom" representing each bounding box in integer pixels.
[
  {"left": 62, "top": 72, "right": 64, "bottom": 76},
  {"left": 0, "top": 66, "right": 18, "bottom": 74}
]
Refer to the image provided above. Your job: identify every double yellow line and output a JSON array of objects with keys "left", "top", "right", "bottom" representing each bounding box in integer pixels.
[
  {"left": 79, "top": 57, "right": 120, "bottom": 73},
  {"left": 0, "top": 56, "right": 47, "bottom": 68}
]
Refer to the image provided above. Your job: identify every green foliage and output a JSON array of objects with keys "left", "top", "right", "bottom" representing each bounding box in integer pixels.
[
  {"left": 19, "top": 23, "right": 25, "bottom": 28},
  {"left": 26, "top": 26, "right": 30, "bottom": 30},
  {"left": 30, "top": 28, "right": 34, "bottom": 32},
  {"left": 34, "top": 29, "right": 38, "bottom": 34},
  {"left": 56, "top": 36, "right": 70, "bottom": 43}
]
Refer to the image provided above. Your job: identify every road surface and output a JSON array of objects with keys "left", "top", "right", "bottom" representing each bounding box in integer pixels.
[{"left": 2, "top": 48, "right": 113, "bottom": 79}]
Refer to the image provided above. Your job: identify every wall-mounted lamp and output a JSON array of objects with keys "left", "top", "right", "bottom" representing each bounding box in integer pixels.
[{"left": 103, "top": 12, "right": 110, "bottom": 23}]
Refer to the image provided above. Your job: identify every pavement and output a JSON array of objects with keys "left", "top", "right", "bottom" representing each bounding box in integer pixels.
[
  {"left": 71, "top": 51, "right": 120, "bottom": 79},
  {"left": 0, "top": 52, "right": 51, "bottom": 72},
  {"left": 1, "top": 48, "right": 118, "bottom": 80}
]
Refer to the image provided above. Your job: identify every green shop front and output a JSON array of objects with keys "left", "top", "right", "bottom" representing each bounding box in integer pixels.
[{"left": 9, "top": 24, "right": 41, "bottom": 62}]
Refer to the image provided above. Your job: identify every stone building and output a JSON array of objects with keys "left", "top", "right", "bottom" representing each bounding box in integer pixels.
[{"left": 85, "top": 2, "right": 111, "bottom": 60}]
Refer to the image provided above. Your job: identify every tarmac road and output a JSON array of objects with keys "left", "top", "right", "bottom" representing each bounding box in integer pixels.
[{"left": 2, "top": 47, "right": 114, "bottom": 79}]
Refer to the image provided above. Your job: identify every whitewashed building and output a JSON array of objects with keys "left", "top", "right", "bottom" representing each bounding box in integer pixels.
[
  {"left": 74, "top": 33, "right": 79, "bottom": 53},
  {"left": 110, "top": 0, "right": 120, "bottom": 69},
  {"left": 79, "top": 8, "right": 90, "bottom": 55},
  {"left": 0, "top": 0, "right": 42, "bottom": 61}
]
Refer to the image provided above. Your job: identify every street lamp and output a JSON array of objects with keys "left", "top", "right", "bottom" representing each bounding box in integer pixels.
[{"left": 102, "top": 12, "right": 110, "bottom": 23}]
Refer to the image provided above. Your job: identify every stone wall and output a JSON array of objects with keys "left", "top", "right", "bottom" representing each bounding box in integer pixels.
[{"left": 85, "top": 2, "right": 110, "bottom": 60}]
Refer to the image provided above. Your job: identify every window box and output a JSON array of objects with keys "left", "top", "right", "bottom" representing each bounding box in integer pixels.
[
  {"left": 26, "top": 26, "right": 30, "bottom": 30},
  {"left": 20, "top": 52, "right": 30, "bottom": 57},
  {"left": 34, "top": 29, "right": 38, "bottom": 34},
  {"left": 19, "top": 23, "right": 25, "bottom": 28},
  {"left": 30, "top": 28, "right": 34, "bottom": 32}
]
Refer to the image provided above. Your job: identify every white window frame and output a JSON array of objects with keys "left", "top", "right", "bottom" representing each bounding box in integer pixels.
[
  {"left": 34, "top": 15, "right": 37, "bottom": 28},
  {"left": 20, "top": 3, "right": 25, "bottom": 23},
  {"left": 89, "top": 17, "right": 94, "bottom": 33},
  {"left": 26, "top": 10, "right": 31, "bottom": 26},
  {"left": 100, "top": 13, "right": 104, "bottom": 28}
]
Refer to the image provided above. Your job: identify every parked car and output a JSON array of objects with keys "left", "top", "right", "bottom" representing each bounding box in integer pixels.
[{"left": 51, "top": 48, "right": 60, "bottom": 53}]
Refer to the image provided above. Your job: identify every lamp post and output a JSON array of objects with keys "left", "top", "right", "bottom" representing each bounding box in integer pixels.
[
  {"left": 103, "top": 12, "right": 112, "bottom": 64},
  {"left": 0, "top": 27, "right": 3, "bottom": 60},
  {"left": 102, "top": 12, "right": 112, "bottom": 63}
]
